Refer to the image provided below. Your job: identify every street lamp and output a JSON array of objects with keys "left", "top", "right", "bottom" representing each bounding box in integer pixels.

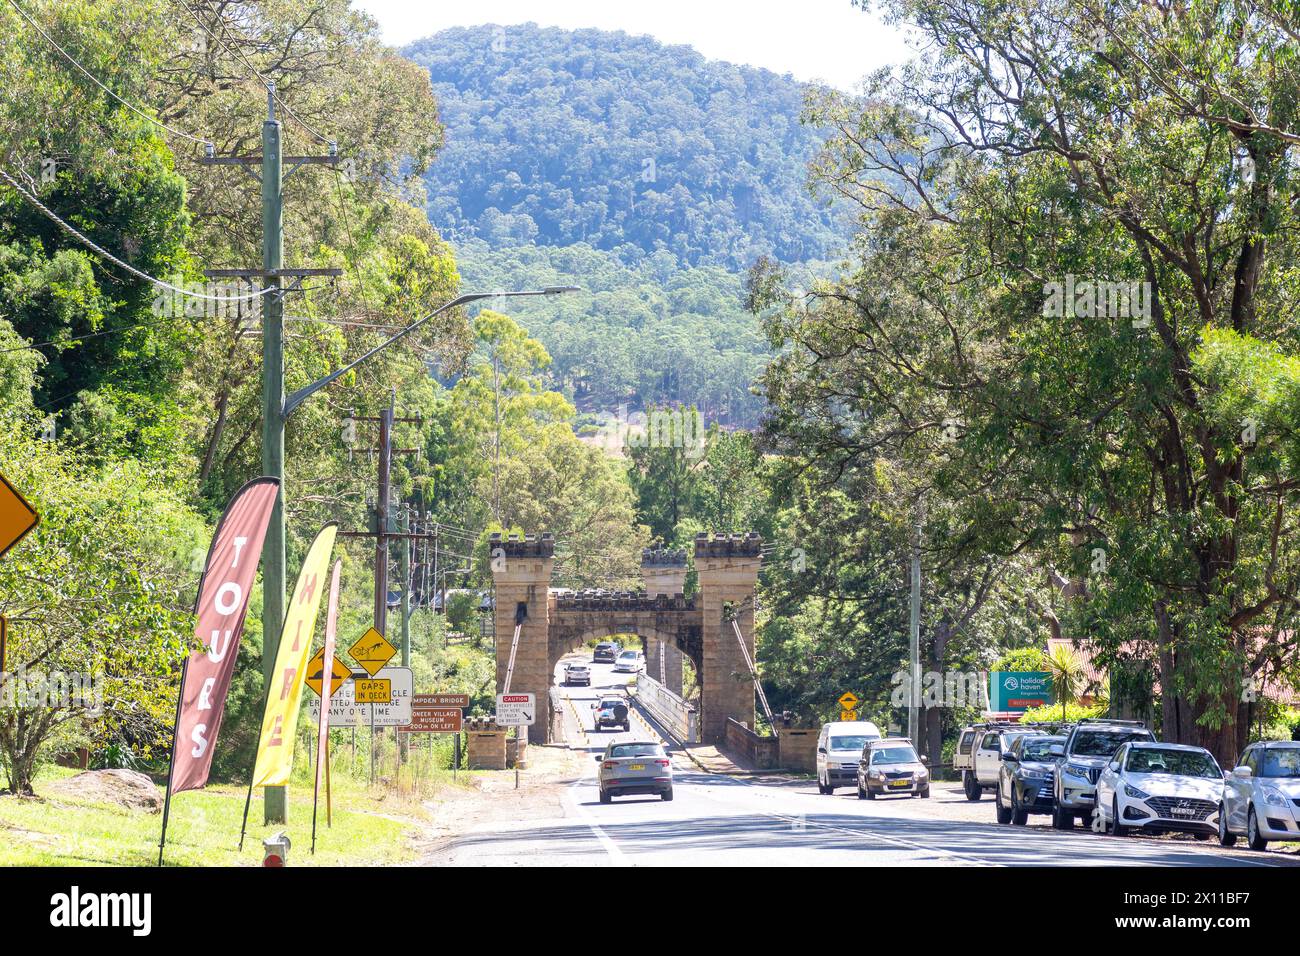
[
  {"left": 283, "top": 286, "right": 581, "bottom": 418},
  {"left": 259, "top": 285, "right": 578, "bottom": 823}
]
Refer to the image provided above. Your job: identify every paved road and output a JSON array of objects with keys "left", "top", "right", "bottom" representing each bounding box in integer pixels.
[{"left": 433, "top": 658, "right": 1300, "bottom": 867}]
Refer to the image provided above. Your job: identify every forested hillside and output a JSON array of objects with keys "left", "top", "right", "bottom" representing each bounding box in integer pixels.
[{"left": 405, "top": 23, "right": 842, "bottom": 269}]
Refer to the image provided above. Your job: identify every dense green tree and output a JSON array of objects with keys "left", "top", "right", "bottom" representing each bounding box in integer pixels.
[
  {"left": 405, "top": 24, "right": 845, "bottom": 269},
  {"left": 759, "top": 0, "right": 1300, "bottom": 764}
]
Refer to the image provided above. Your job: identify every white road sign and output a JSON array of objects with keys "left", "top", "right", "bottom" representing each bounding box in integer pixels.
[
  {"left": 496, "top": 692, "right": 536, "bottom": 726},
  {"left": 308, "top": 666, "right": 413, "bottom": 727}
]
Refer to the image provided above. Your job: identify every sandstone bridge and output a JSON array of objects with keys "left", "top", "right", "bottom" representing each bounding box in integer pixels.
[{"left": 489, "top": 531, "right": 762, "bottom": 745}]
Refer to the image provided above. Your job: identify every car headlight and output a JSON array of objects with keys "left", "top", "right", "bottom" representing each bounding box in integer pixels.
[
  {"left": 1261, "top": 786, "right": 1288, "bottom": 807},
  {"left": 869, "top": 769, "right": 884, "bottom": 779},
  {"left": 1064, "top": 762, "right": 1091, "bottom": 780},
  {"left": 917, "top": 769, "right": 929, "bottom": 779},
  {"left": 1123, "top": 783, "right": 1150, "bottom": 799}
]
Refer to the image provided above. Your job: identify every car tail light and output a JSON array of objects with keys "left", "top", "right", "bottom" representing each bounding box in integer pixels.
[
  {"left": 602, "top": 761, "right": 617, "bottom": 769},
  {"left": 655, "top": 759, "right": 670, "bottom": 767}
]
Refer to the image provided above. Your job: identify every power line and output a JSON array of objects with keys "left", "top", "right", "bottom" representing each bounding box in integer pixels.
[
  {"left": 0, "top": 166, "right": 276, "bottom": 304},
  {"left": 6, "top": 0, "right": 213, "bottom": 149}
]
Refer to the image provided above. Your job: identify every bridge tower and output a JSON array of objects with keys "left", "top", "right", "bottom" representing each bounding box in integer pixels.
[
  {"left": 489, "top": 532, "right": 554, "bottom": 744},
  {"left": 694, "top": 533, "right": 763, "bottom": 745},
  {"left": 640, "top": 547, "right": 686, "bottom": 694}
]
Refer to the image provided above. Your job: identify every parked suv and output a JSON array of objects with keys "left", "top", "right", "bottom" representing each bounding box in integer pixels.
[
  {"left": 1052, "top": 718, "right": 1155, "bottom": 829},
  {"left": 961, "top": 723, "right": 1051, "bottom": 801},
  {"left": 997, "top": 734, "right": 1066, "bottom": 824}
]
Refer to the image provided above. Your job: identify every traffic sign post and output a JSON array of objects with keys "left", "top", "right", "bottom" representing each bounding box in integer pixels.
[
  {"left": 496, "top": 693, "right": 536, "bottom": 727},
  {"left": 348, "top": 627, "right": 397, "bottom": 677},
  {"left": 306, "top": 667, "right": 413, "bottom": 727},
  {"left": 355, "top": 678, "right": 391, "bottom": 704},
  {"left": 304, "top": 647, "right": 351, "bottom": 698},
  {"left": 0, "top": 471, "right": 38, "bottom": 561},
  {"left": 838, "top": 692, "right": 860, "bottom": 722},
  {"left": 413, "top": 693, "right": 470, "bottom": 708},
  {"left": 399, "top": 707, "right": 463, "bottom": 734}
]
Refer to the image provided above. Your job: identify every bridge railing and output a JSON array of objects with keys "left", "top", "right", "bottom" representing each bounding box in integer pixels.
[{"left": 632, "top": 671, "right": 698, "bottom": 743}]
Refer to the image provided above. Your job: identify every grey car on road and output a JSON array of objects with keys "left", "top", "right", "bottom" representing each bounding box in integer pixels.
[
  {"left": 596, "top": 741, "right": 674, "bottom": 803},
  {"left": 857, "top": 738, "right": 930, "bottom": 798}
]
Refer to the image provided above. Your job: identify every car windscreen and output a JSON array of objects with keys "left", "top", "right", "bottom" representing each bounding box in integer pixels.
[
  {"left": 1071, "top": 730, "right": 1150, "bottom": 756},
  {"left": 610, "top": 744, "right": 664, "bottom": 758},
  {"left": 1257, "top": 748, "right": 1300, "bottom": 777},
  {"left": 829, "top": 735, "right": 872, "bottom": 751},
  {"left": 1125, "top": 748, "right": 1219, "bottom": 777},
  {"left": 870, "top": 746, "right": 918, "bottom": 765},
  {"left": 599, "top": 699, "right": 623, "bottom": 709},
  {"left": 618, "top": 651, "right": 637, "bottom": 658},
  {"left": 1019, "top": 737, "right": 1064, "bottom": 761}
]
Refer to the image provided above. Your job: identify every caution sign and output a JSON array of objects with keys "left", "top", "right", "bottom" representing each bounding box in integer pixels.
[
  {"left": 304, "top": 647, "right": 352, "bottom": 698},
  {"left": 0, "top": 471, "right": 38, "bottom": 561},
  {"left": 838, "top": 691, "right": 859, "bottom": 710},
  {"left": 348, "top": 627, "right": 396, "bottom": 677},
  {"left": 355, "top": 678, "right": 391, "bottom": 704}
]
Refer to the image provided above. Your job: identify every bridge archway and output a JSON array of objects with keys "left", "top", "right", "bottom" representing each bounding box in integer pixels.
[{"left": 489, "top": 533, "right": 761, "bottom": 744}]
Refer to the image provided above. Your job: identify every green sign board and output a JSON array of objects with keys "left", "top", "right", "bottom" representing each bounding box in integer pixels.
[{"left": 988, "top": 671, "right": 1053, "bottom": 712}]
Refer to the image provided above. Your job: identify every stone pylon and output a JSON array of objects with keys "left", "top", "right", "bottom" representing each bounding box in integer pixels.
[
  {"left": 489, "top": 532, "right": 554, "bottom": 744},
  {"left": 641, "top": 547, "right": 686, "bottom": 694},
  {"left": 694, "top": 533, "right": 763, "bottom": 744}
]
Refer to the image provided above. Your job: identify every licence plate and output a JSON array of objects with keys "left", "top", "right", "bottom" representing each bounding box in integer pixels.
[
  {"left": 629, "top": 764, "right": 645, "bottom": 771},
  {"left": 889, "top": 779, "right": 911, "bottom": 788}
]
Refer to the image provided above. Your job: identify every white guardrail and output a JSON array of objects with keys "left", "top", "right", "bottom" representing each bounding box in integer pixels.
[{"left": 633, "top": 672, "right": 699, "bottom": 743}]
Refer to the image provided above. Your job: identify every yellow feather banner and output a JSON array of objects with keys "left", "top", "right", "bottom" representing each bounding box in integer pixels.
[{"left": 251, "top": 523, "right": 338, "bottom": 788}]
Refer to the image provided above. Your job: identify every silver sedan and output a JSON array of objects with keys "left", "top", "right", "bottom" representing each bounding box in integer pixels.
[
  {"left": 595, "top": 741, "right": 673, "bottom": 803},
  {"left": 1220, "top": 741, "right": 1300, "bottom": 850}
]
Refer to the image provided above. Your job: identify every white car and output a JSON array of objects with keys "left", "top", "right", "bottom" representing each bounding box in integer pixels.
[
  {"left": 595, "top": 740, "right": 673, "bottom": 803},
  {"left": 563, "top": 662, "right": 591, "bottom": 686},
  {"left": 1218, "top": 741, "right": 1300, "bottom": 850},
  {"left": 816, "top": 720, "right": 882, "bottom": 793},
  {"left": 1095, "top": 742, "right": 1223, "bottom": 838},
  {"left": 613, "top": 649, "right": 644, "bottom": 673}
]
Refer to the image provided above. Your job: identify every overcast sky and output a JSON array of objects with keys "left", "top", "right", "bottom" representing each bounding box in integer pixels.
[{"left": 352, "top": 0, "right": 916, "bottom": 91}]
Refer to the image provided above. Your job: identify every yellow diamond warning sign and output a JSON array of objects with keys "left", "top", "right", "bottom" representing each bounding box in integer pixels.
[
  {"left": 0, "top": 472, "right": 38, "bottom": 562},
  {"left": 305, "top": 647, "right": 351, "bottom": 698},
  {"left": 838, "top": 691, "right": 859, "bottom": 710},
  {"left": 348, "top": 627, "right": 396, "bottom": 677}
]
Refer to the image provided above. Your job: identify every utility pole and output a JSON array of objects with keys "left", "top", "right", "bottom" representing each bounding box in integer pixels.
[
  {"left": 399, "top": 505, "right": 412, "bottom": 762},
  {"left": 908, "top": 510, "right": 922, "bottom": 750},
  {"left": 201, "top": 85, "right": 340, "bottom": 825},
  {"left": 375, "top": 391, "right": 394, "bottom": 636}
]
